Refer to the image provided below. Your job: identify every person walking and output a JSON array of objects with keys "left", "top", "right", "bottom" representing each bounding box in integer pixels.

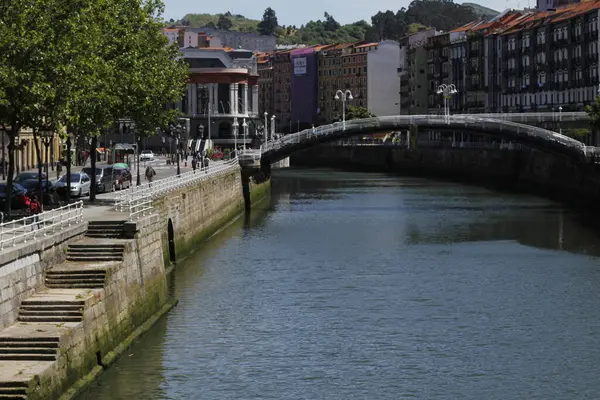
[
  {"left": 29, "top": 195, "right": 41, "bottom": 230},
  {"left": 145, "top": 165, "right": 156, "bottom": 187},
  {"left": 204, "top": 156, "right": 210, "bottom": 173},
  {"left": 191, "top": 157, "right": 197, "bottom": 173}
]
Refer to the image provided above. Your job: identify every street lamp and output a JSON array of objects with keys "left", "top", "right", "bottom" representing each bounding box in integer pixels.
[
  {"left": 242, "top": 118, "right": 248, "bottom": 150},
  {"left": 264, "top": 111, "right": 269, "bottom": 142},
  {"left": 558, "top": 106, "right": 563, "bottom": 135},
  {"left": 0, "top": 127, "right": 5, "bottom": 180},
  {"left": 175, "top": 117, "right": 189, "bottom": 176},
  {"left": 39, "top": 127, "right": 54, "bottom": 202},
  {"left": 270, "top": 115, "right": 276, "bottom": 140},
  {"left": 334, "top": 89, "right": 353, "bottom": 130},
  {"left": 232, "top": 117, "right": 239, "bottom": 152},
  {"left": 436, "top": 84, "right": 458, "bottom": 124},
  {"left": 135, "top": 133, "right": 141, "bottom": 186}
]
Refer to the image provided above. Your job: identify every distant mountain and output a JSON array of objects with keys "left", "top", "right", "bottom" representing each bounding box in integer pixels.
[{"left": 462, "top": 3, "right": 500, "bottom": 19}]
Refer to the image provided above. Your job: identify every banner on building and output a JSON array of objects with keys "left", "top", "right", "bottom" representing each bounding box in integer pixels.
[{"left": 293, "top": 57, "right": 307, "bottom": 75}]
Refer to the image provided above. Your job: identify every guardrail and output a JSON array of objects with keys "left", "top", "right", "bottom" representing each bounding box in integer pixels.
[
  {"left": 114, "top": 157, "right": 240, "bottom": 220},
  {"left": 0, "top": 201, "right": 84, "bottom": 250}
]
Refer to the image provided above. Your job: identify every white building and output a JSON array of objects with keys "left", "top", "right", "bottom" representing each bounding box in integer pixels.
[{"left": 367, "top": 40, "right": 402, "bottom": 117}]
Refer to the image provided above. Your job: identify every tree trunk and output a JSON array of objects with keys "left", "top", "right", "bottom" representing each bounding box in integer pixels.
[
  {"left": 90, "top": 136, "right": 97, "bottom": 202},
  {"left": 32, "top": 130, "right": 43, "bottom": 209},
  {"left": 66, "top": 134, "right": 72, "bottom": 203},
  {"left": 4, "top": 124, "right": 18, "bottom": 219}
]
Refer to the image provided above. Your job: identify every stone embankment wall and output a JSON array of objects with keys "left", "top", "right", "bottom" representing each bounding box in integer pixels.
[
  {"left": 0, "top": 224, "right": 87, "bottom": 331},
  {"left": 291, "top": 145, "right": 600, "bottom": 206},
  {"left": 31, "top": 215, "right": 168, "bottom": 400}
]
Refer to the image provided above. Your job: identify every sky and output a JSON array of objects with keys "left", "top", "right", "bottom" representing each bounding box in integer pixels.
[{"left": 161, "top": 0, "right": 530, "bottom": 26}]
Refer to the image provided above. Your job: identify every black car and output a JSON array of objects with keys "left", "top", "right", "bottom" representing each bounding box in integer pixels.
[
  {"left": 20, "top": 179, "right": 59, "bottom": 206},
  {"left": 0, "top": 183, "right": 30, "bottom": 211},
  {"left": 15, "top": 171, "right": 46, "bottom": 184}
]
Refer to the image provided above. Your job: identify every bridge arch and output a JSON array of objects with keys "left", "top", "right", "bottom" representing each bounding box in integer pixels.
[{"left": 260, "top": 115, "right": 589, "bottom": 165}]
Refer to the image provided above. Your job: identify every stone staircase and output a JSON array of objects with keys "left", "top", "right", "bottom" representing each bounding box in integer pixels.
[
  {"left": 66, "top": 243, "right": 124, "bottom": 263},
  {"left": 18, "top": 300, "right": 84, "bottom": 324},
  {"left": 85, "top": 220, "right": 127, "bottom": 239},
  {"left": 0, "top": 381, "right": 29, "bottom": 400},
  {"left": 0, "top": 336, "right": 59, "bottom": 362}
]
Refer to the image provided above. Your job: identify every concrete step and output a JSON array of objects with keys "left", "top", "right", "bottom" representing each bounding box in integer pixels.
[
  {"left": 45, "top": 279, "right": 105, "bottom": 287},
  {"left": 89, "top": 220, "right": 126, "bottom": 226},
  {"left": 0, "top": 382, "right": 28, "bottom": 389},
  {"left": 18, "top": 315, "right": 82, "bottom": 323},
  {"left": 0, "top": 347, "right": 56, "bottom": 355},
  {"left": 65, "top": 256, "right": 122, "bottom": 262},
  {"left": 68, "top": 244, "right": 124, "bottom": 250},
  {"left": 0, "top": 337, "right": 59, "bottom": 343},
  {"left": 0, "top": 395, "right": 27, "bottom": 400},
  {"left": 44, "top": 283, "right": 104, "bottom": 289},
  {"left": 67, "top": 248, "right": 122, "bottom": 254},
  {"left": 18, "top": 304, "right": 82, "bottom": 311},
  {"left": 85, "top": 233, "right": 125, "bottom": 239},
  {"left": 46, "top": 274, "right": 106, "bottom": 280},
  {"left": 65, "top": 253, "right": 122, "bottom": 259},
  {"left": 0, "top": 353, "right": 56, "bottom": 361},
  {"left": 0, "top": 341, "right": 59, "bottom": 348},
  {"left": 47, "top": 269, "right": 108, "bottom": 275},
  {"left": 19, "top": 310, "right": 82, "bottom": 317},
  {"left": 21, "top": 300, "right": 83, "bottom": 307}
]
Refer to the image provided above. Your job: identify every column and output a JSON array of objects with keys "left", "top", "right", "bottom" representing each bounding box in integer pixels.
[
  {"left": 229, "top": 84, "right": 236, "bottom": 115},
  {"left": 252, "top": 85, "right": 259, "bottom": 115},
  {"left": 213, "top": 83, "right": 219, "bottom": 114},
  {"left": 233, "top": 83, "right": 240, "bottom": 115},
  {"left": 191, "top": 84, "right": 198, "bottom": 116},
  {"left": 187, "top": 84, "right": 193, "bottom": 116},
  {"left": 243, "top": 84, "right": 248, "bottom": 115},
  {"left": 208, "top": 83, "right": 214, "bottom": 115}
]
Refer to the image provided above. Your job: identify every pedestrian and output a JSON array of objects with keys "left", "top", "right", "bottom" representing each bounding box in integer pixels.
[
  {"left": 204, "top": 156, "right": 209, "bottom": 173},
  {"left": 191, "top": 157, "right": 197, "bottom": 173},
  {"left": 29, "top": 195, "right": 41, "bottom": 230},
  {"left": 56, "top": 161, "right": 62, "bottom": 180},
  {"left": 145, "top": 165, "right": 156, "bottom": 187}
]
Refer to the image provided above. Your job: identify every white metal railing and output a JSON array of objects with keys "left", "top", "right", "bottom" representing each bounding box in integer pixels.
[
  {"left": 115, "top": 157, "right": 240, "bottom": 220},
  {"left": 0, "top": 201, "right": 84, "bottom": 250}
]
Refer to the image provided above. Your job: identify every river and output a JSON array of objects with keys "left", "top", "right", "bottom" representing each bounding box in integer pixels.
[{"left": 78, "top": 168, "right": 600, "bottom": 400}]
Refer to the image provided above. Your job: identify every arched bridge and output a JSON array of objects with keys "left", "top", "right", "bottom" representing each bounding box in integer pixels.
[{"left": 257, "top": 115, "right": 590, "bottom": 165}]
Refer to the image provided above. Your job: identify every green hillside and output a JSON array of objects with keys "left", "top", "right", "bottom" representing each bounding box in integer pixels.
[
  {"left": 461, "top": 3, "right": 500, "bottom": 19},
  {"left": 175, "top": 0, "right": 484, "bottom": 45}
]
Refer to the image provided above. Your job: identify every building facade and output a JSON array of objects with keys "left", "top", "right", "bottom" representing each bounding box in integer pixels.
[
  {"left": 273, "top": 51, "right": 292, "bottom": 133},
  {"left": 317, "top": 43, "right": 356, "bottom": 124},
  {"left": 367, "top": 40, "right": 402, "bottom": 117},
  {"left": 257, "top": 53, "right": 274, "bottom": 127},
  {"left": 163, "top": 27, "right": 276, "bottom": 52},
  {"left": 291, "top": 46, "right": 327, "bottom": 130},
  {"left": 167, "top": 48, "right": 260, "bottom": 150}
]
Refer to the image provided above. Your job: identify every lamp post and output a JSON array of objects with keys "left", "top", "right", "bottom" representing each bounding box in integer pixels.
[
  {"left": 232, "top": 117, "right": 239, "bottom": 152},
  {"left": 208, "top": 103, "right": 212, "bottom": 144},
  {"left": 264, "top": 111, "right": 268, "bottom": 141},
  {"left": 39, "top": 127, "right": 54, "bottom": 203},
  {"left": 436, "top": 84, "right": 458, "bottom": 124},
  {"left": 1, "top": 127, "right": 5, "bottom": 180},
  {"left": 334, "top": 89, "right": 353, "bottom": 130},
  {"left": 135, "top": 133, "right": 141, "bottom": 186},
  {"left": 175, "top": 117, "right": 189, "bottom": 176},
  {"left": 271, "top": 115, "right": 276, "bottom": 140},
  {"left": 242, "top": 118, "right": 248, "bottom": 150},
  {"left": 558, "top": 106, "right": 563, "bottom": 135}
]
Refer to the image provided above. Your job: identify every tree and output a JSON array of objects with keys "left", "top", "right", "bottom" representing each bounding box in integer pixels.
[
  {"left": 217, "top": 15, "right": 233, "bottom": 30},
  {"left": 585, "top": 97, "right": 600, "bottom": 132},
  {"left": 206, "top": 21, "right": 216, "bottom": 28},
  {"left": 258, "top": 7, "right": 278, "bottom": 35},
  {"left": 339, "top": 106, "right": 375, "bottom": 121},
  {"left": 324, "top": 12, "right": 341, "bottom": 32}
]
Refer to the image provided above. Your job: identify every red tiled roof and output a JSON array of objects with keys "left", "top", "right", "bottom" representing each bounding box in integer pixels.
[{"left": 355, "top": 42, "right": 379, "bottom": 49}]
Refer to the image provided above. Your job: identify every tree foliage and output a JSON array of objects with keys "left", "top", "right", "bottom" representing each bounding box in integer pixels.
[
  {"left": 585, "top": 97, "right": 600, "bottom": 131},
  {"left": 178, "top": 0, "right": 491, "bottom": 45},
  {"left": 258, "top": 7, "right": 278, "bottom": 36},
  {"left": 338, "top": 106, "right": 375, "bottom": 122},
  {"left": 0, "top": 0, "right": 187, "bottom": 212},
  {"left": 217, "top": 14, "right": 233, "bottom": 30}
]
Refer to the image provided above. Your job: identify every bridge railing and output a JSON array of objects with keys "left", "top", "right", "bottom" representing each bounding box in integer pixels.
[
  {"left": 0, "top": 201, "right": 84, "bottom": 250},
  {"left": 115, "top": 157, "right": 240, "bottom": 220},
  {"left": 262, "top": 114, "right": 588, "bottom": 159}
]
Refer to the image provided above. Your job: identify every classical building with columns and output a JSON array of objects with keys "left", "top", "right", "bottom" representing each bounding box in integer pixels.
[{"left": 173, "top": 47, "right": 260, "bottom": 151}]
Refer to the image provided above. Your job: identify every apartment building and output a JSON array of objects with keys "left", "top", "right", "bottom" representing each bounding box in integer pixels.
[
  {"left": 402, "top": 29, "right": 440, "bottom": 115},
  {"left": 273, "top": 51, "right": 292, "bottom": 132},
  {"left": 317, "top": 43, "right": 357, "bottom": 124},
  {"left": 257, "top": 53, "right": 274, "bottom": 123},
  {"left": 367, "top": 41, "right": 402, "bottom": 117}
]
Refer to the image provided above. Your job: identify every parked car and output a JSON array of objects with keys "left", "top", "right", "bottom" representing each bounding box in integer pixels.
[
  {"left": 55, "top": 173, "right": 91, "bottom": 197},
  {"left": 20, "top": 179, "right": 59, "bottom": 206},
  {"left": 140, "top": 150, "right": 154, "bottom": 162},
  {"left": 112, "top": 168, "right": 132, "bottom": 190},
  {"left": 0, "top": 183, "right": 30, "bottom": 211},
  {"left": 82, "top": 166, "right": 113, "bottom": 193},
  {"left": 14, "top": 171, "right": 46, "bottom": 184}
]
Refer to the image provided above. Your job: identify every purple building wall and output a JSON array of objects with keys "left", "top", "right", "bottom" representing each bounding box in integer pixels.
[{"left": 291, "top": 48, "right": 318, "bottom": 130}]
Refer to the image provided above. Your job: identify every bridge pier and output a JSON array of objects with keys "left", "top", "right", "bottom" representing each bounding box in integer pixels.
[{"left": 241, "top": 167, "right": 270, "bottom": 211}]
